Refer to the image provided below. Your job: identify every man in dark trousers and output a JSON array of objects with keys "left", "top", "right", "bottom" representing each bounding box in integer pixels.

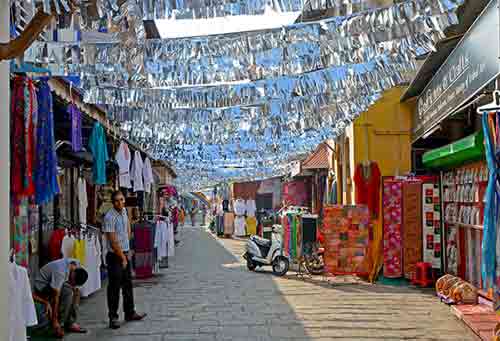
[
  {"left": 33, "top": 258, "right": 89, "bottom": 338},
  {"left": 103, "top": 190, "right": 147, "bottom": 329}
]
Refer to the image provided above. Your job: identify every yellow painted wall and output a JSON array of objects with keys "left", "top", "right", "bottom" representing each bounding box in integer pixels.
[
  {"left": 354, "top": 86, "right": 412, "bottom": 169},
  {"left": 335, "top": 86, "right": 415, "bottom": 203}
]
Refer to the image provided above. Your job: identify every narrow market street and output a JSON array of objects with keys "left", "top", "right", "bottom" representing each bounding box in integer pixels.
[{"left": 65, "top": 224, "right": 478, "bottom": 341}]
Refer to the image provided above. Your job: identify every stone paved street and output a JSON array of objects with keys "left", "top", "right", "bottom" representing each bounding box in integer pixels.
[{"left": 67, "top": 226, "right": 479, "bottom": 341}]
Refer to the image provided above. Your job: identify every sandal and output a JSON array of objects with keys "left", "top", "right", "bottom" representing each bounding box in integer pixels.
[{"left": 66, "top": 323, "right": 88, "bottom": 334}]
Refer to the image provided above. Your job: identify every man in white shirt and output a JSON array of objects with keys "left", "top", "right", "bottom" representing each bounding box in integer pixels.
[{"left": 103, "top": 190, "right": 147, "bottom": 329}]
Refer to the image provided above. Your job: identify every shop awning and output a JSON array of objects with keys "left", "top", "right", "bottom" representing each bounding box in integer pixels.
[
  {"left": 302, "top": 143, "right": 331, "bottom": 170},
  {"left": 422, "top": 132, "right": 485, "bottom": 169}
]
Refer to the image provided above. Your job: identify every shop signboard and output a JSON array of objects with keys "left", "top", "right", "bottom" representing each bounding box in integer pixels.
[{"left": 413, "top": 0, "right": 500, "bottom": 141}]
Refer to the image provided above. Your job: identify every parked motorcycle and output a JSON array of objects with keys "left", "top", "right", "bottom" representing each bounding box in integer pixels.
[{"left": 243, "top": 224, "right": 289, "bottom": 276}]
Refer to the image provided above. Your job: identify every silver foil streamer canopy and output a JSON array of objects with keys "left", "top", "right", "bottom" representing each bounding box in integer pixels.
[{"left": 16, "top": 0, "right": 465, "bottom": 189}]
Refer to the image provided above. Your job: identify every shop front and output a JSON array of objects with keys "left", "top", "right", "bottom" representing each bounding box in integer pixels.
[
  {"left": 7, "top": 73, "right": 178, "bottom": 338},
  {"left": 402, "top": 0, "right": 500, "bottom": 337},
  {"left": 332, "top": 86, "right": 414, "bottom": 282}
]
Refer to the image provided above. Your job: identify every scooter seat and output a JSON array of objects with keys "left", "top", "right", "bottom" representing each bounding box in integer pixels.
[{"left": 251, "top": 236, "right": 272, "bottom": 248}]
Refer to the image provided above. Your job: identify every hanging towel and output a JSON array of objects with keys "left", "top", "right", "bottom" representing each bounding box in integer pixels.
[
  {"left": 130, "top": 151, "right": 144, "bottom": 192},
  {"left": 154, "top": 220, "right": 168, "bottom": 258},
  {"left": 88, "top": 122, "right": 109, "bottom": 185},
  {"left": 115, "top": 141, "right": 132, "bottom": 188},
  {"left": 143, "top": 157, "right": 154, "bottom": 193},
  {"left": 78, "top": 177, "right": 88, "bottom": 224}
]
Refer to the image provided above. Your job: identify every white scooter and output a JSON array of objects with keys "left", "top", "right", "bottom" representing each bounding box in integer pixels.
[{"left": 243, "top": 224, "right": 289, "bottom": 276}]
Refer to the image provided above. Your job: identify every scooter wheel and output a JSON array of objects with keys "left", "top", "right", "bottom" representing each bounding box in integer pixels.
[
  {"left": 272, "top": 256, "right": 289, "bottom": 276},
  {"left": 247, "top": 258, "right": 257, "bottom": 271}
]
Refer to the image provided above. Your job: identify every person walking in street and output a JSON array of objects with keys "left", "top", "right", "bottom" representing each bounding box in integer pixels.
[
  {"left": 179, "top": 206, "right": 186, "bottom": 227},
  {"left": 190, "top": 200, "right": 198, "bottom": 226},
  {"left": 103, "top": 190, "right": 147, "bottom": 329},
  {"left": 201, "top": 204, "right": 207, "bottom": 226},
  {"left": 33, "top": 258, "right": 89, "bottom": 338}
]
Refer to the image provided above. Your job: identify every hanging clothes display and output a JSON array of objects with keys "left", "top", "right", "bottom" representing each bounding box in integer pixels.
[
  {"left": 61, "top": 234, "right": 75, "bottom": 259},
  {"left": 422, "top": 180, "right": 442, "bottom": 269},
  {"left": 116, "top": 141, "right": 132, "bottom": 188},
  {"left": 34, "top": 78, "right": 59, "bottom": 205},
  {"left": 13, "top": 199, "right": 29, "bottom": 268},
  {"left": 482, "top": 113, "right": 498, "bottom": 288},
  {"left": 143, "top": 157, "right": 154, "bottom": 193},
  {"left": 78, "top": 177, "right": 88, "bottom": 224},
  {"left": 131, "top": 151, "right": 144, "bottom": 192},
  {"left": 88, "top": 122, "right": 109, "bottom": 185},
  {"left": 133, "top": 220, "right": 154, "bottom": 279},
  {"left": 73, "top": 238, "right": 87, "bottom": 266},
  {"left": 402, "top": 181, "right": 423, "bottom": 279},
  {"left": 353, "top": 162, "right": 381, "bottom": 218},
  {"left": 23, "top": 79, "right": 36, "bottom": 197},
  {"left": 69, "top": 103, "right": 83, "bottom": 152},
  {"left": 9, "top": 261, "right": 37, "bottom": 341},
  {"left": 322, "top": 206, "right": 370, "bottom": 275},
  {"left": 154, "top": 220, "right": 168, "bottom": 259},
  {"left": 80, "top": 234, "right": 102, "bottom": 297},
  {"left": 383, "top": 179, "right": 403, "bottom": 278},
  {"left": 223, "top": 212, "right": 235, "bottom": 235},
  {"left": 246, "top": 216, "right": 257, "bottom": 236},
  {"left": 48, "top": 228, "right": 66, "bottom": 261},
  {"left": 233, "top": 198, "right": 247, "bottom": 236},
  {"left": 11, "top": 76, "right": 26, "bottom": 204},
  {"left": 246, "top": 199, "right": 256, "bottom": 217}
]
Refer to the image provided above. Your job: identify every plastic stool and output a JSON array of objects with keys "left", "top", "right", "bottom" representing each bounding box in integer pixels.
[{"left": 413, "top": 262, "right": 435, "bottom": 287}]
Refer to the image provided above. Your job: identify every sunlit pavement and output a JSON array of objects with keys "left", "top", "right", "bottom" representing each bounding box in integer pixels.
[{"left": 67, "top": 226, "right": 478, "bottom": 341}]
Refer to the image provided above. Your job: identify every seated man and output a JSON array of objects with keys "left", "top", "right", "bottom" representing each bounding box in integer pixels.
[{"left": 32, "top": 258, "right": 88, "bottom": 338}]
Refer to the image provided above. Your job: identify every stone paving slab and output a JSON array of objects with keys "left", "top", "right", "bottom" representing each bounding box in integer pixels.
[{"left": 65, "top": 225, "right": 479, "bottom": 341}]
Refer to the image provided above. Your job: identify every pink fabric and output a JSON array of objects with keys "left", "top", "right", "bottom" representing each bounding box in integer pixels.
[
  {"left": 134, "top": 226, "right": 153, "bottom": 279},
  {"left": 282, "top": 178, "right": 312, "bottom": 207},
  {"left": 383, "top": 179, "right": 403, "bottom": 278}
]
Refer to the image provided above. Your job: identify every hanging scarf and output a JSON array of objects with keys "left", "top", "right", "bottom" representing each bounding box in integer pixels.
[
  {"left": 88, "top": 122, "right": 109, "bottom": 185},
  {"left": 34, "top": 79, "right": 60, "bottom": 205},
  {"left": 482, "top": 112, "right": 498, "bottom": 288},
  {"left": 11, "top": 76, "right": 26, "bottom": 206},
  {"left": 23, "top": 79, "right": 36, "bottom": 196},
  {"left": 69, "top": 103, "right": 83, "bottom": 152}
]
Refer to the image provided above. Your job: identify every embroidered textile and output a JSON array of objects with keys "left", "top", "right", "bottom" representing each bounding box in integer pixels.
[{"left": 383, "top": 180, "right": 403, "bottom": 278}]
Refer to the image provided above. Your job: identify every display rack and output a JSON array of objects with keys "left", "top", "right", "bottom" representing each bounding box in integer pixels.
[{"left": 442, "top": 162, "right": 488, "bottom": 289}]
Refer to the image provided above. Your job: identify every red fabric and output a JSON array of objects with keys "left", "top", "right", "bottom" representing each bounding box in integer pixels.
[
  {"left": 353, "top": 162, "right": 381, "bottom": 218},
  {"left": 48, "top": 229, "right": 66, "bottom": 261},
  {"left": 23, "top": 79, "right": 36, "bottom": 196},
  {"left": 317, "top": 229, "right": 325, "bottom": 245},
  {"left": 233, "top": 181, "right": 260, "bottom": 199},
  {"left": 11, "top": 77, "right": 26, "bottom": 205},
  {"left": 282, "top": 178, "right": 312, "bottom": 207}
]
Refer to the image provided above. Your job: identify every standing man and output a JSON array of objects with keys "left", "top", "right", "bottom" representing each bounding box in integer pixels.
[
  {"left": 33, "top": 258, "right": 89, "bottom": 338},
  {"left": 190, "top": 200, "right": 198, "bottom": 226},
  {"left": 103, "top": 190, "right": 147, "bottom": 329}
]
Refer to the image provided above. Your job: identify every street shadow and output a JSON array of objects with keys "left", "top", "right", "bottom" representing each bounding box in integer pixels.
[
  {"left": 280, "top": 273, "right": 438, "bottom": 296},
  {"left": 65, "top": 228, "right": 477, "bottom": 341},
  {"left": 66, "top": 227, "right": 315, "bottom": 341}
]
